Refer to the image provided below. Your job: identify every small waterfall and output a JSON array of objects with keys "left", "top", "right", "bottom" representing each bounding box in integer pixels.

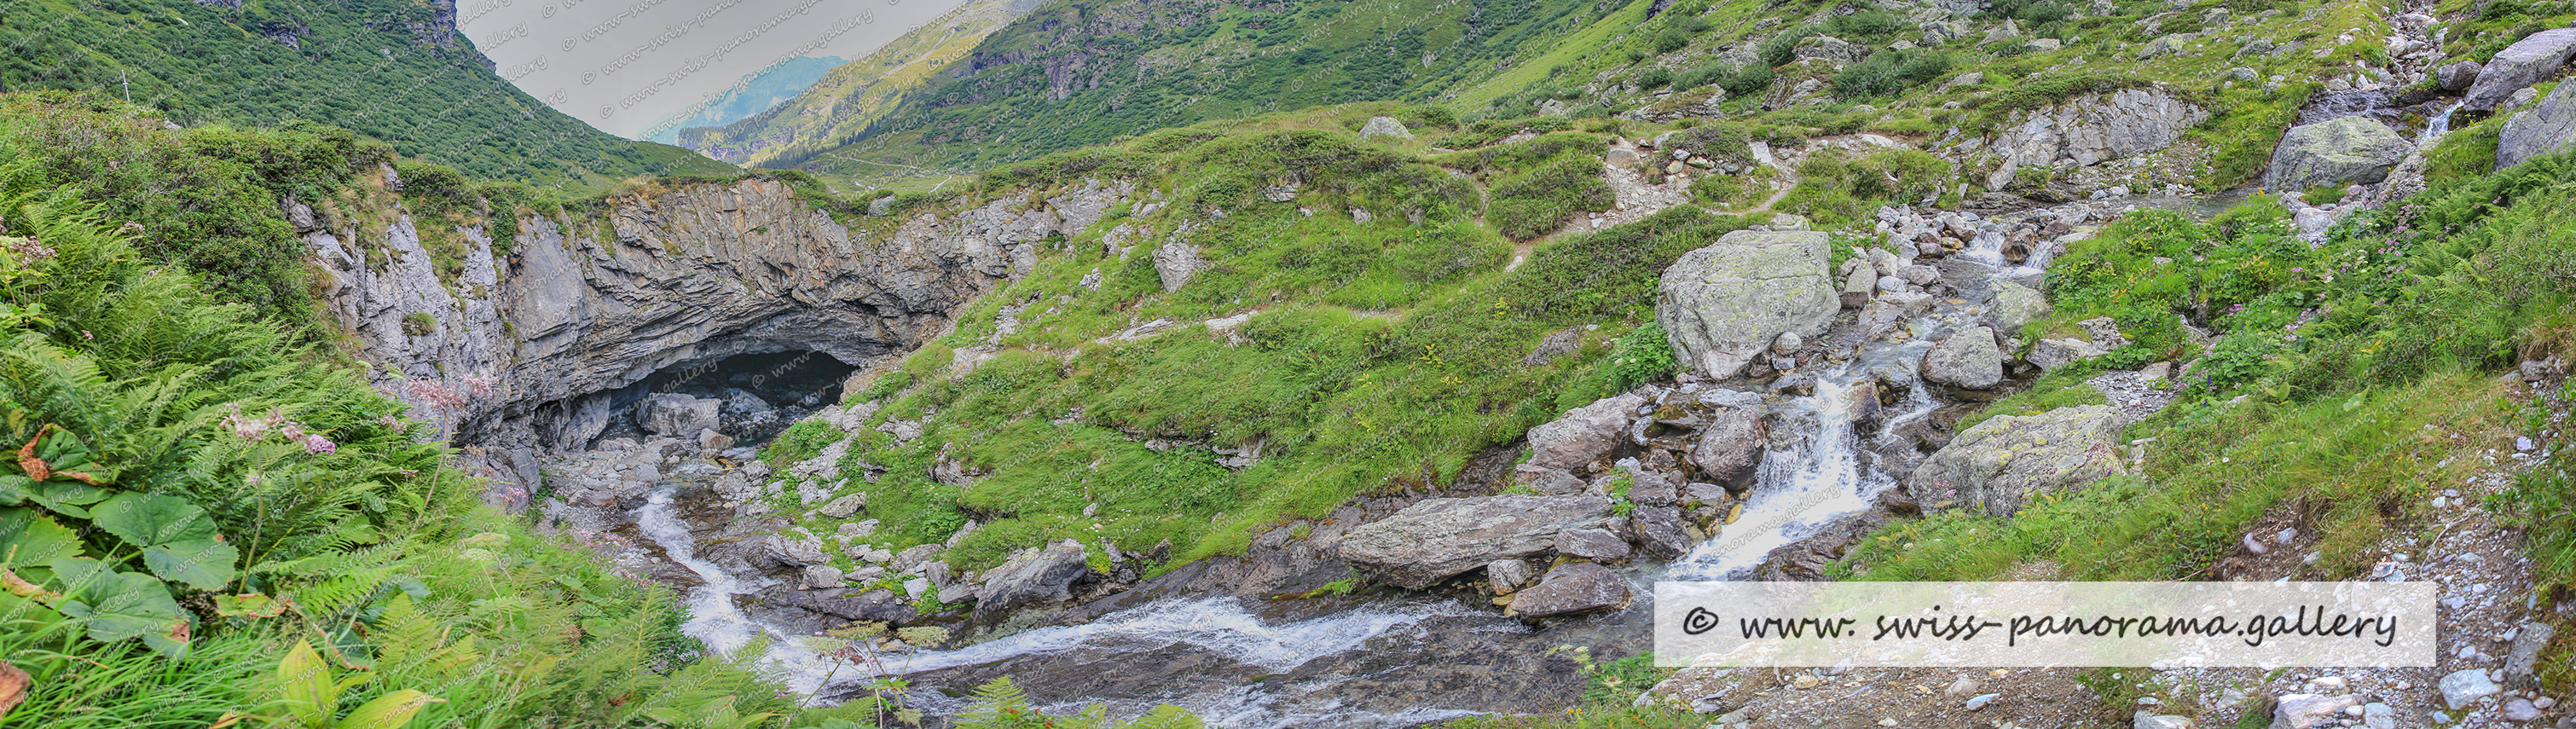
[
  {"left": 1664, "top": 366, "right": 1902, "bottom": 581},
  {"left": 2420, "top": 101, "right": 2463, "bottom": 144},
  {"left": 634, "top": 489, "right": 844, "bottom": 697}
]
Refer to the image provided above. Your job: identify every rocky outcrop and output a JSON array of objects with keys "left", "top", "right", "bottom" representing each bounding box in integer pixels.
[
  {"left": 1506, "top": 562, "right": 1633, "bottom": 619},
  {"left": 1338, "top": 495, "right": 1615, "bottom": 589},
  {"left": 975, "top": 540, "right": 1093, "bottom": 620},
  {"left": 303, "top": 174, "right": 1134, "bottom": 500},
  {"left": 1983, "top": 88, "right": 2209, "bottom": 192},
  {"left": 1990, "top": 281, "right": 2049, "bottom": 333},
  {"left": 1922, "top": 326, "right": 2005, "bottom": 389},
  {"left": 2498, "top": 79, "right": 2576, "bottom": 170},
  {"left": 1908, "top": 405, "right": 2129, "bottom": 516},
  {"left": 1655, "top": 230, "right": 1838, "bottom": 379},
  {"left": 2435, "top": 61, "right": 2480, "bottom": 91},
  {"left": 1525, "top": 392, "right": 1649, "bottom": 473},
  {"left": 1357, "top": 116, "right": 1415, "bottom": 139},
  {"left": 1685, "top": 388, "right": 1768, "bottom": 488},
  {"left": 1792, "top": 35, "right": 1867, "bottom": 63},
  {"left": 2463, "top": 28, "right": 2576, "bottom": 112},
  {"left": 2264, "top": 117, "right": 2409, "bottom": 191}
]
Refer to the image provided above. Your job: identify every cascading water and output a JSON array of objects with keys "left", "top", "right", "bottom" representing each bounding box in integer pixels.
[
  {"left": 2420, "top": 101, "right": 2464, "bottom": 143},
  {"left": 634, "top": 489, "right": 843, "bottom": 697}
]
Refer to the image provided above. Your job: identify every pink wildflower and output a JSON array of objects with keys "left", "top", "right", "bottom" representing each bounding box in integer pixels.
[{"left": 304, "top": 434, "right": 336, "bottom": 454}]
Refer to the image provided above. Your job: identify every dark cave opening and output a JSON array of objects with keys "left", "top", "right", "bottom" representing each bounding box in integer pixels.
[{"left": 591, "top": 349, "right": 860, "bottom": 448}]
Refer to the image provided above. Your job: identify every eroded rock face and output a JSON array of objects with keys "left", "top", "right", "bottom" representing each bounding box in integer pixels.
[
  {"left": 1338, "top": 495, "right": 1615, "bottom": 589},
  {"left": 305, "top": 175, "right": 1132, "bottom": 498},
  {"left": 1908, "top": 405, "right": 2129, "bottom": 516},
  {"left": 1656, "top": 230, "right": 1838, "bottom": 379},
  {"left": 1983, "top": 88, "right": 2209, "bottom": 191},
  {"left": 2463, "top": 28, "right": 2576, "bottom": 112},
  {"left": 2265, "top": 117, "right": 2410, "bottom": 191},
  {"left": 2499, "top": 79, "right": 2576, "bottom": 170}
]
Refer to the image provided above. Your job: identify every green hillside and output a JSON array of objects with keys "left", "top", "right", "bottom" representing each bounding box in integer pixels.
[{"left": 0, "top": 0, "right": 730, "bottom": 182}]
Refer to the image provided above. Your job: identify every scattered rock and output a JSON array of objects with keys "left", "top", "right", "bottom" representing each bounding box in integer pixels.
[
  {"left": 1357, "top": 116, "right": 1415, "bottom": 140},
  {"left": 1508, "top": 562, "right": 1634, "bottom": 619},
  {"left": 1556, "top": 528, "right": 1634, "bottom": 561},
  {"left": 816, "top": 492, "right": 868, "bottom": 518},
  {"left": 1152, "top": 240, "right": 1209, "bottom": 292},
  {"left": 2134, "top": 711, "right": 2196, "bottom": 729},
  {"left": 974, "top": 540, "right": 1091, "bottom": 620},
  {"left": 2436, "top": 61, "right": 2482, "bottom": 91},
  {"left": 1910, "top": 405, "right": 2130, "bottom": 515},
  {"left": 1656, "top": 230, "right": 1839, "bottom": 379},
  {"left": 1630, "top": 504, "right": 1693, "bottom": 560},
  {"left": 761, "top": 534, "right": 831, "bottom": 567},
  {"left": 2272, "top": 693, "right": 2362, "bottom": 729},
  {"left": 2499, "top": 79, "right": 2576, "bottom": 170},
  {"left": 1607, "top": 148, "right": 1646, "bottom": 169},
  {"left": 1965, "top": 692, "right": 2000, "bottom": 710},
  {"left": 642, "top": 393, "right": 722, "bottom": 437},
  {"left": 1528, "top": 392, "right": 1649, "bottom": 472},
  {"left": 2502, "top": 622, "right": 2556, "bottom": 689},
  {"left": 2501, "top": 697, "right": 2543, "bottom": 722},
  {"left": 2464, "top": 28, "right": 2576, "bottom": 112},
  {"left": 1983, "top": 88, "right": 2208, "bottom": 192},
  {"left": 2029, "top": 337, "right": 2110, "bottom": 370},
  {"left": 1487, "top": 558, "right": 1537, "bottom": 593},
  {"left": 1339, "top": 495, "right": 1617, "bottom": 589},
  {"left": 1923, "top": 326, "right": 2006, "bottom": 390},
  {"left": 800, "top": 564, "right": 842, "bottom": 590},
  {"left": 2438, "top": 668, "right": 2501, "bottom": 709},
  {"left": 1686, "top": 388, "right": 1768, "bottom": 488},
  {"left": 2265, "top": 117, "right": 2410, "bottom": 192},
  {"left": 1793, "top": 35, "right": 1869, "bottom": 63}
]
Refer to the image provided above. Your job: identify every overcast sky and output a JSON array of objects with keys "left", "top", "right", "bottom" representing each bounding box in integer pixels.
[{"left": 459, "top": 0, "right": 974, "bottom": 140}]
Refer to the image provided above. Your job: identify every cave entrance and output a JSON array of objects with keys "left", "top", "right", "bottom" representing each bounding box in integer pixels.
[{"left": 594, "top": 349, "right": 860, "bottom": 448}]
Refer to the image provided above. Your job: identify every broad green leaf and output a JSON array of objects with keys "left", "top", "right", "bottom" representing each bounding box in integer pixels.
[
  {"left": 49, "top": 558, "right": 187, "bottom": 652},
  {"left": 0, "top": 508, "right": 82, "bottom": 567},
  {"left": 142, "top": 538, "right": 238, "bottom": 590},
  {"left": 279, "top": 640, "right": 337, "bottom": 729},
  {"left": 30, "top": 425, "right": 88, "bottom": 469},
  {"left": 214, "top": 593, "right": 286, "bottom": 617},
  {"left": 0, "top": 475, "right": 30, "bottom": 506},
  {"left": 30, "top": 481, "right": 106, "bottom": 518},
  {"left": 92, "top": 492, "right": 218, "bottom": 547},
  {"left": 334, "top": 689, "right": 445, "bottom": 729}
]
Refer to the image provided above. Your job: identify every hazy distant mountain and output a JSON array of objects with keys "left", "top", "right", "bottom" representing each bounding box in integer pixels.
[{"left": 643, "top": 57, "right": 848, "bottom": 144}]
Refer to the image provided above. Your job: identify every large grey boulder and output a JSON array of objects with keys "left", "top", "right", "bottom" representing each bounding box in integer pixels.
[
  {"left": 2463, "top": 28, "right": 2576, "bottom": 112},
  {"left": 1909, "top": 405, "right": 2129, "bottom": 516},
  {"left": 1507, "top": 562, "right": 1635, "bottom": 619},
  {"left": 642, "top": 393, "right": 721, "bottom": 437},
  {"left": 1357, "top": 116, "right": 1415, "bottom": 140},
  {"left": 1630, "top": 504, "right": 1693, "bottom": 559},
  {"left": 1983, "top": 88, "right": 2208, "bottom": 191},
  {"left": 1153, "top": 240, "right": 1208, "bottom": 292},
  {"left": 1686, "top": 388, "right": 1768, "bottom": 487},
  {"left": 2264, "top": 117, "right": 2410, "bottom": 191},
  {"left": 974, "top": 540, "right": 1091, "bottom": 619},
  {"left": 1528, "top": 392, "right": 1648, "bottom": 472},
  {"left": 1990, "top": 281, "right": 2050, "bottom": 333},
  {"left": 2436, "top": 61, "right": 2482, "bottom": 91},
  {"left": 761, "top": 533, "right": 832, "bottom": 567},
  {"left": 2499, "top": 79, "right": 2576, "bottom": 169},
  {"left": 1339, "top": 495, "right": 1616, "bottom": 589},
  {"left": 2027, "top": 337, "right": 2107, "bottom": 370},
  {"left": 1656, "top": 230, "right": 1839, "bottom": 379},
  {"left": 1923, "top": 327, "right": 2006, "bottom": 390}
]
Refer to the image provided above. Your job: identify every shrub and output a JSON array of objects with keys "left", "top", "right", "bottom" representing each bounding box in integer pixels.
[{"left": 1825, "top": 9, "right": 1906, "bottom": 37}]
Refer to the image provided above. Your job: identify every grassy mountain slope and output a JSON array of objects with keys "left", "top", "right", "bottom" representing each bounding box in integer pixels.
[
  {"left": 756, "top": 0, "right": 1621, "bottom": 176},
  {"left": 0, "top": 0, "right": 729, "bottom": 183},
  {"left": 671, "top": 0, "right": 1042, "bottom": 170}
]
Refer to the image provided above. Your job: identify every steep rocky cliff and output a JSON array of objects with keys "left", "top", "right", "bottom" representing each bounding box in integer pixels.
[{"left": 298, "top": 174, "right": 1133, "bottom": 503}]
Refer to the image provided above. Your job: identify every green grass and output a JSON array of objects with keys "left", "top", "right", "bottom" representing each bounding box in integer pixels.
[
  {"left": 792, "top": 122, "right": 1753, "bottom": 569},
  {"left": 1841, "top": 150, "right": 2576, "bottom": 584}
]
